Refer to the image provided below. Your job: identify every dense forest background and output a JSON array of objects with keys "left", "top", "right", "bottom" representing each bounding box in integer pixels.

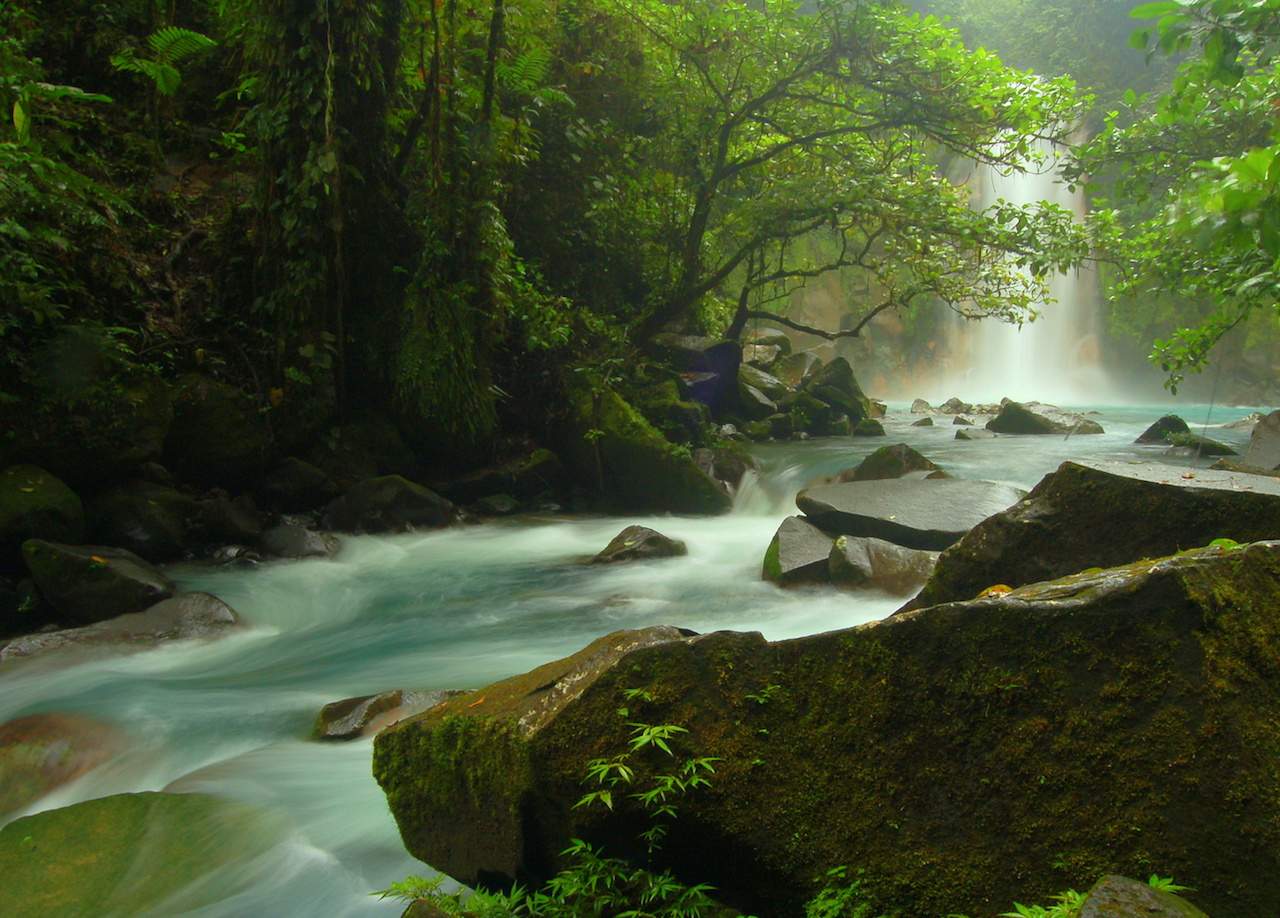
[{"left": 2, "top": 0, "right": 1277, "bottom": 492}]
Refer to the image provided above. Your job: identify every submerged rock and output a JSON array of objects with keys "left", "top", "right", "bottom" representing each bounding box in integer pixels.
[
  {"left": 762, "top": 516, "right": 833, "bottom": 586},
  {"left": 851, "top": 418, "right": 885, "bottom": 437},
  {"left": 828, "top": 535, "right": 937, "bottom": 595},
  {"left": 987, "top": 401, "right": 1103, "bottom": 435},
  {"left": 375, "top": 543, "right": 1276, "bottom": 916},
  {"left": 955, "top": 428, "right": 998, "bottom": 441},
  {"left": 21, "top": 541, "right": 173, "bottom": 626},
  {"left": 839, "top": 444, "right": 940, "bottom": 482},
  {"left": 911, "top": 417, "right": 933, "bottom": 427},
  {"left": 0, "top": 466, "right": 84, "bottom": 573},
  {"left": 0, "top": 792, "right": 287, "bottom": 917},
  {"left": 796, "top": 479, "right": 1025, "bottom": 551},
  {"left": 591, "top": 526, "right": 687, "bottom": 564},
  {"left": 0, "top": 592, "right": 240, "bottom": 663},
  {"left": 323, "top": 475, "right": 455, "bottom": 534},
  {"left": 0, "top": 713, "right": 122, "bottom": 816},
  {"left": 314, "top": 689, "right": 465, "bottom": 741},
  {"left": 1078, "top": 875, "right": 1207, "bottom": 918},
  {"left": 911, "top": 459, "right": 1280, "bottom": 609},
  {"left": 1166, "top": 432, "right": 1237, "bottom": 457},
  {"left": 1135, "top": 414, "right": 1190, "bottom": 444}
]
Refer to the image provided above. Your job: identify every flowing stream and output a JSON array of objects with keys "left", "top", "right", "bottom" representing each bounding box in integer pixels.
[{"left": 0, "top": 403, "right": 1260, "bottom": 916}]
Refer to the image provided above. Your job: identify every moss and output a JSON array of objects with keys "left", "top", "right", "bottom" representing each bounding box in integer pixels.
[
  {"left": 164, "top": 373, "right": 270, "bottom": 487},
  {"left": 761, "top": 535, "right": 782, "bottom": 581},
  {"left": 559, "top": 379, "right": 730, "bottom": 515},
  {"left": 0, "top": 465, "right": 84, "bottom": 571}
]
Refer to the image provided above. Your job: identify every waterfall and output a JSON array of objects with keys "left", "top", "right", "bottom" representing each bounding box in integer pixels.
[{"left": 942, "top": 140, "right": 1108, "bottom": 405}]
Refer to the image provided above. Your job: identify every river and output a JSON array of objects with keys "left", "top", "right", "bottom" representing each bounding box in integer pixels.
[{"left": 0, "top": 402, "right": 1260, "bottom": 916}]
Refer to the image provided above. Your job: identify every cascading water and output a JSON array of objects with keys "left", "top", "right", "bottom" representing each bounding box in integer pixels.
[{"left": 943, "top": 140, "right": 1109, "bottom": 405}]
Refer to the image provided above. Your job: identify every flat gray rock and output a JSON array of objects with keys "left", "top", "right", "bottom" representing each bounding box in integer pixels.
[
  {"left": 796, "top": 479, "right": 1025, "bottom": 551},
  {"left": 1244, "top": 410, "right": 1280, "bottom": 471}
]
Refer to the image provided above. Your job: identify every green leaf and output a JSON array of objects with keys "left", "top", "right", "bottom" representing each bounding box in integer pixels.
[
  {"left": 1129, "top": 1, "right": 1183, "bottom": 19},
  {"left": 12, "top": 99, "right": 29, "bottom": 144}
]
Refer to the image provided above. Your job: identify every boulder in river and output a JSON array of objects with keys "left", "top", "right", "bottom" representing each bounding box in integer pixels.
[
  {"left": 1078, "top": 875, "right": 1207, "bottom": 918},
  {"left": 437, "top": 449, "right": 567, "bottom": 505},
  {"left": 591, "top": 526, "right": 687, "bottom": 564},
  {"left": 796, "top": 479, "right": 1026, "bottom": 551},
  {"left": 1135, "top": 414, "right": 1190, "bottom": 444},
  {"left": 911, "top": 417, "right": 933, "bottom": 427},
  {"left": 0, "top": 713, "right": 122, "bottom": 816},
  {"left": 851, "top": 418, "right": 885, "bottom": 437},
  {"left": 955, "top": 428, "right": 998, "bottom": 441},
  {"left": 313, "top": 688, "right": 466, "bottom": 741},
  {"left": 939, "top": 396, "right": 972, "bottom": 414},
  {"left": 323, "top": 475, "right": 455, "bottom": 534},
  {"left": 1243, "top": 410, "right": 1280, "bottom": 471},
  {"left": 0, "top": 466, "right": 84, "bottom": 573},
  {"left": 762, "top": 516, "right": 834, "bottom": 586},
  {"left": 0, "top": 792, "right": 287, "bottom": 916},
  {"left": 1166, "top": 432, "right": 1237, "bottom": 457},
  {"left": 802, "top": 357, "right": 870, "bottom": 424},
  {"left": 911, "top": 458, "right": 1280, "bottom": 609},
  {"left": 258, "top": 524, "right": 339, "bottom": 559},
  {"left": 910, "top": 398, "right": 932, "bottom": 414},
  {"left": 560, "top": 381, "right": 731, "bottom": 515},
  {"left": 374, "top": 541, "right": 1279, "bottom": 916},
  {"left": 953, "top": 415, "right": 973, "bottom": 426},
  {"left": 772, "top": 351, "right": 822, "bottom": 390},
  {"left": 839, "top": 444, "right": 940, "bottom": 482},
  {"left": 0, "top": 592, "right": 240, "bottom": 664},
  {"left": 21, "top": 541, "right": 173, "bottom": 626},
  {"left": 987, "top": 400, "right": 1103, "bottom": 435},
  {"left": 828, "top": 535, "right": 937, "bottom": 595}
]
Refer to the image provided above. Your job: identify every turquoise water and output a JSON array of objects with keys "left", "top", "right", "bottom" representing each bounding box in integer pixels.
[{"left": 0, "top": 402, "right": 1262, "bottom": 916}]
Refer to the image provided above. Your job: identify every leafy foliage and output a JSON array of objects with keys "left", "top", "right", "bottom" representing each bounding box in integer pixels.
[{"left": 110, "top": 26, "right": 218, "bottom": 96}]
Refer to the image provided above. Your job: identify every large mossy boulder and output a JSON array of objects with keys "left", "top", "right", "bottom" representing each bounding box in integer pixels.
[
  {"left": 374, "top": 543, "right": 1280, "bottom": 917},
  {"left": 796, "top": 479, "right": 1026, "bottom": 551},
  {"left": 801, "top": 357, "right": 870, "bottom": 424},
  {"left": 1078, "top": 875, "right": 1208, "bottom": 918},
  {"left": 761, "top": 516, "right": 834, "bottom": 586},
  {"left": 257, "top": 457, "right": 341, "bottom": 512},
  {"left": 911, "top": 459, "right": 1280, "bottom": 610},
  {"left": 323, "top": 475, "right": 455, "bottom": 534},
  {"left": 0, "top": 792, "right": 287, "bottom": 917},
  {"left": 1135, "top": 415, "right": 1190, "bottom": 444},
  {"left": 437, "top": 449, "right": 568, "bottom": 505},
  {"left": 838, "top": 444, "right": 941, "bottom": 482},
  {"left": 314, "top": 688, "right": 463, "bottom": 741},
  {"left": 628, "top": 380, "right": 712, "bottom": 448},
  {"left": 1, "top": 592, "right": 239, "bottom": 664},
  {"left": 561, "top": 381, "right": 731, "bottom": 515},
  {"left": 21, "top": 540, "right": 174, "bottom": 625},
  {"left": 0, "top": 466, "right": 84, "bottom": 572},
  {"left": 164, "top": 374, "right": 270, "bottom": 487},
  {"left": 0, "top": 714, "right": 122, "bottom": 817},
  {"left": 1166, "top": 432, "right": 1237, "bottom": 457}
]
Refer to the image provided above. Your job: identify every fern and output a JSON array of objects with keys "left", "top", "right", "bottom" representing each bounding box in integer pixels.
[
  {"left": 111, "top": 27, "right": 216, "bottom": 96},
  {"left": 498, "top": 46, "right": 552, "bottom": 94}
]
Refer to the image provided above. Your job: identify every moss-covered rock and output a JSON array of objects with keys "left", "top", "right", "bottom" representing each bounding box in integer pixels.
[
  {"left": 373, "top": 542, "right": 1280, "bottom": 917},
  {"left": 0, "top": 714, "right": 122, "bottom": 817},
  {"left": 1166, "top": 432, "right": 1237, "bottom": 457},
  {"left": 1135, "top": 415, "right": 1190, "bottom": 445},
  {"left": 761, "top": 516, "right": 833, "bottom": 586},
  {"left": 257, "top": 457, "right": 341, "bottom": 512},
  {"left": 21, "top": 540, "right": 174, "bottom": 625},
  {"left": 838, "top": 445, "right": 941, "bottom": 482},
  {"left": 437, "top": 449, "right": 568, "bottom": 506},
  {"left": 773, "top": 351, "right": 822, "bottom": 389},
  {"left": 559, "top": 381, "right": 731, "bottom": 515},
  {"left": 308, "top": 414, "right": 419, "bottom": 489},
  {"left": 164, "top": 374, "right": 269, "bottom": 487},
  {"left": 323, "top": 476, "right": 455, "bottom": 534},
  {"left": 0, "top": 792, "right": 286, "bottom": 917},
  {"left": 912, "top": 459, "right": 1280, "bottom": 609},
  {"left": 0, "top": 466, "right": 84, "bottom": 572},
  {"left": 788, "top": 392, "right": 848, "bottom": 437},
  {"left": 802, "top": 357, "right": 871, "bottom": 425},
  {"left": 87, "top": 481, "right": 205, "bottom": 562},
  {"left": 852, "top": 418, "right": 886, "bottom": 437},
  {"left": 987, "top": 401, "right": 1104, "bottom": 436},
  {"left": 628, "top": 380, "right": 711, "bottom": 448},
  {"left": 1079, "top": 875, "right": 1208, "bottom": 918}
]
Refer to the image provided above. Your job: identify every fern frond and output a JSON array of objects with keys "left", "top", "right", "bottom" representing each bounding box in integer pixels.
[
  {"left": 498, "top": 46, "right": 552, "bottom": 94},
  {"left": 147, "top": 27, "right": 217, "bottom": 66}
]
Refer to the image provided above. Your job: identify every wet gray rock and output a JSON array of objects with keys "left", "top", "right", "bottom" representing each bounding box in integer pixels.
[
  {"left": 21, "top": 541, "right": 174, "bottom": 625},
  {"left": 1135, "top": 415, "right": 1190, "bottom": 444},
  {"left": 258, "top": 524, "right": 339, "bottom": 559},
  {"left": 852, "top": 418, "right": 886, "bottom": 437},
  {"left": 910, "top": 458, "right": 1280, "bottom": 609},
  {"left": 313, "top": 689, "right": 466, "bottom": 741},
  {"left": 323, "top": 476, "right": 454, "bottom": 534},
  {"left": 592, "top": 526, "right": 687, "bottom": 564},
  {"left": 910, "top": 398, "right": 932, "bottom": 414},
  {"left": 828, "top": 536, "right": 937, "bottom": 595},
  {"left": 796, "top": 479, "right": 1026, "bottom": 551},
  {"left": 737, "top": 382, "right": 778, "bottom": 421},
  {"left": 1078, "top": 875, "right": 1207, "bottom": 918},
  {"left": 953, "top": 416, "right": 973, "bottom": 426},
  {"left": 955, "top": 428, "right": 998, "bottom": 441},
  {"left": 762, "top": 516, "right": 834, "bottom": 586},
  {"left": 987, "top": 401, "right": 1103, "bottom": 435},
  {"left": 742, "top": 344, "right": 781, "bottom": 368},
  {"left": 739, "top": 364, "right": 790, "bottom": 402},
  {"left": 1243, "top": 410, "right": 1280, "bottom": 471},
  {"left": 1166, "top": 432, "right": 1237, "bottom": 457},
  {"left": 87, "top": 481, "right": 203, "bottom": 562},
  {"left": 1, "top": 592, "right": 239, "bottom": 663},
  {"left": 911, "top": 417, "right": 933, "bottom": 427},
  {"left": 772, "top": 352, "right": 823, "bottom": 390},
  {"left": 939, "top": 397, "right": 972, "bottom": 414}
]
